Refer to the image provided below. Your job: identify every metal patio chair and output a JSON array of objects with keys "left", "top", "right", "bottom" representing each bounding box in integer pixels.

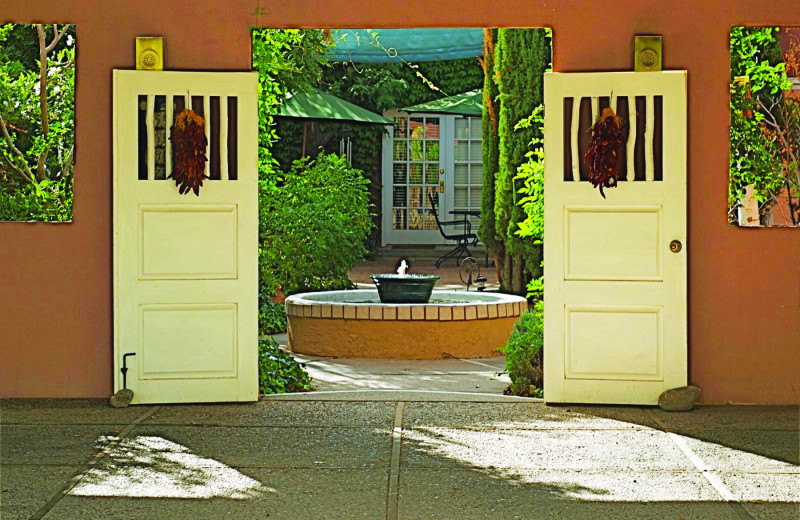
[{"left": 428, "top": 192, "right": 479, "bottom": 268}]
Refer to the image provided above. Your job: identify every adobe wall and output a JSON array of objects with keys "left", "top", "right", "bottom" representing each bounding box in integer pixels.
[{"left": 1, "top": 0, "right": 798, "bottom": 403}]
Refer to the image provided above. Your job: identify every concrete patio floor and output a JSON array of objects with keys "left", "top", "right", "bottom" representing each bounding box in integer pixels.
[
  {"left": 273, "top": 333, "right": 512, "bottom": 395},
  {"left": 1, "top": 398, "right": 797, "bottom": 520}
]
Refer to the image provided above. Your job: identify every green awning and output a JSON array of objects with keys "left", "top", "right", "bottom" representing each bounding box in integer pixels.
[
  {"left": 278, "top": 90, "right": 392, "bottom": 125},
  {"left": 400, "top": 89, "right": 483, "bottom": 116},
  {"left": 328, "top": 29, "right": 484, "bottom": 63}
]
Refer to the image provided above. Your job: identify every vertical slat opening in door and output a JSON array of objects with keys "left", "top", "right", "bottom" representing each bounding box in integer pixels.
[
  {"left": 203, "top": 96, "right": 211, "bottom": 180},
  {"left": 633, "top": 96, "right": 647, "bottom": 181},
  {"left": 653, "top": 96, "right": 663, "bottom": 181},
  {"left": 209, "top": 96, "right": 221, "bottom": 180},
  {"left": 137, "top": 95, "right": 148, "bottom": 180},
  {"left": 563, "top": 97, "right": 574, "bottom": 181},
  {"left": 153, "top": 96, "right": 167, "bottom": 180},
  {"left": 146, "top": 94, "right": 155, "bottom": 180},
  {"left": 227, "top": 97, "right": 238, "bottom": 181},
  {"left": 220, "top": 96, "right": 229, "bottom": 181}
]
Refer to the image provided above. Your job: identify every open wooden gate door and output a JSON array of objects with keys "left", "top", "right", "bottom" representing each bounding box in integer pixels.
[
  {"left": 113, "top": 70, "right": 258, "bottom": 404},
  {"left": 543, "top": 71, "right": 687, "bottom": 405}
]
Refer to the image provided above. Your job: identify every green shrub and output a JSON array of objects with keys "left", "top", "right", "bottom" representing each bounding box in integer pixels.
[
  {"left": 259, "top": 300, "right": 287, "bottom": 335},
  {"left": 499, "top": 301, "right": 543, "bottom": 397},
  {"left": 258, "top": 338, "right": 314, "bottom": 394},
  {"left": 258, "top": 152, "right": 374, "bottom": 295}
]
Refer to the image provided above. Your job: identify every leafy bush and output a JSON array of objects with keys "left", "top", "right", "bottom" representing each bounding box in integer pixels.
[
  {"left": 259, "top": 153, "right": 374, "bottom": 294},
  {"left": 0, "top": 177, "right": 72, "bottom": 222},
  {"left": 258, "top": 337, "right": 314, "bottom": 394},
  {"left": 499, "top": 301, "right": 543, "bottom": 397},
  {"left": 259, "top": 300, "right": 287, "bottom": 335}
]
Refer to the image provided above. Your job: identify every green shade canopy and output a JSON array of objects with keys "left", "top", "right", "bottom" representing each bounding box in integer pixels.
[
  {"left": 278, "top": 90, "right": 393, "bottom": 125},
  {"left": 328, "top": 29, "right": 484, "bottom": 63},
  {"left": 399, "top": 89, "right": 483, "bottom": 117}
]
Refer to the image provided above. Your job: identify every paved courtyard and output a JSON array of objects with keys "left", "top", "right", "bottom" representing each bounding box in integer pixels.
[{"left": 1, "top": 398, "right": 797, "bottom": 519}]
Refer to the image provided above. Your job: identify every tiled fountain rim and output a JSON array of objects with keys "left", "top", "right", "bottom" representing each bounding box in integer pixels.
[{"left": 285, "top": 290, "right": 527, "bottom": 321}]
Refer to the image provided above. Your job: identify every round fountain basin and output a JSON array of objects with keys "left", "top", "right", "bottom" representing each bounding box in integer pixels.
[
  {"left": 285, "top": 290, "right": 527, "bottom": 359},
  {"left": 370, "top": 273, "right": 440, "bottom": 303}
]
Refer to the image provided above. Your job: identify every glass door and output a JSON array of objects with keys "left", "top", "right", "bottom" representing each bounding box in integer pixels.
[
  {"left": 448, "top": 116, "right": 483, "bottom": 233},
  {"left": 382, "top": 113, "right": 445, "bottom": 244}
]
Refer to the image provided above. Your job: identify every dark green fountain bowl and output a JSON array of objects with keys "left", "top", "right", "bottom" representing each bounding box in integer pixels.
[{"left": 370, "top": 274, "right": 440, "bottom": 304}]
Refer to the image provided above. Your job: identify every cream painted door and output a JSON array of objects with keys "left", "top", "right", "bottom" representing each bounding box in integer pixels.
[
  {"left": 543, "top": 71, "right": 687, "bottom": 405},
  {"left": 113, "top": 70, "right": 258, "bottom": 404}
]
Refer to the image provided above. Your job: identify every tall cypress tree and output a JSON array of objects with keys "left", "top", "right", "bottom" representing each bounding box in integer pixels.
[
  {"left": 478, "top": 29, "right": 504, "bottom": 278},
  {"left": 493, "top": 28, "right": 550, "bottom": 294}
]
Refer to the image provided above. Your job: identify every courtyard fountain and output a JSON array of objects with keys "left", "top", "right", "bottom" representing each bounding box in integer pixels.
[{"left": 284, "top": 260, "right": 527, "bottom": 359}]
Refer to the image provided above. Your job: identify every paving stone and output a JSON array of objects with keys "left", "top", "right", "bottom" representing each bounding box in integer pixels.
[
  {"left": 398, "top": 469, "right": 739, "bottom": 519},
  {"left": 47, "top": 468, "right": 387, "bottom": 519},
  {"left": 1, "top": 425, "right": 121, "bottom": 465},
  {"left": 0, "top": 464, "right": 78, "bottom": 520},
  {"left": 678, "top": 430, "right": 800, "bottom": 471},
  {"left": 741, "top": 502, "right": 800, "bottom": 520},
  {"left": 126, "top": 425, "right": 392, "bottom": 469},
  {"left": 719, "top": 472, "right": 800, "bottom": 502},
  {"left": 0, "top": 399, "right": 146, "bottom": 425},
  {"left": 403, "top": 402, "right": 659, "bottom": 430},
  {"left": 144, "top": 401, "right": 395, "bottom": 427},
  {"left": 401, "top": 427, "right": 696, "bottom": 471},
  {"left": 652, "top": 405, "right": 800, "bottom": 432},
  {"left": 262, "top": 390, "right": 529, "bottom": 402},
  {"left": 305, "top": 369, "right": 510, "bottom": 394}
]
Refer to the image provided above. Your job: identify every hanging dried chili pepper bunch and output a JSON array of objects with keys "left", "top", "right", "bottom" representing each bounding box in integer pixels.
[
  {"left": 169, "top": 109, "right": 208, "bottom": 196},
  {"left": 584, "top": 107, "right": 625, "bottom": 198}
]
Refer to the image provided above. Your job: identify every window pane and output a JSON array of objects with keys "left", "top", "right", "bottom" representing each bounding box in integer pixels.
[
  {"left": 426, "top": 163, "right": 439, "bottom": 185},
  {"left": 425, "top": 118, "right": 439, "bottom": 138},
  {"left": 408, "top": 208, "right": 424, "bottom": 230},
  {"left": 454, "top": 164, "right": 469, "bottom": 184},
  {"left": 409, "top": 163, "right": 424, "bottom": 184},
  {"left": 454, "top": 187, "right": 469, "bottom": 207},
  {"left": 455, "top": 118, "right": 469, "bottom": 138},
  {"left": 470, "top": 117, "right": 482, "bottom": 139},
  {"left": 409, "top": 118, "right": 424, "bottom": 139},
  {"left": 409, "top": 186, "right": 423, "bottom": 207},
  {"left": 393, "top": 187, "right": 407, "bottom": 208},
  {"left": 424, "top": 209, "right": 438, "bottom": 230},
  {"left": 470, "top": 187, "right": 482, "bottom": 207},
  {"left": 393, "top": 117, "right": 407, "bottom": 138},
  {"left": 393, "top": 141, "right": 407, "bottom": 161},
  {"left": 393, "top": 164, "right": 407, "bottom": 184},
  {"left": 470, "top": 141, "right": 482, "bottom": 162},
  {"left": 470, "top": 163, "right": 483, "bottom": 185},
  {"left": 454, "top": 140, "right": 469, "bottom": 161},
  {"left": 393, "top": 208, "right": 407, "bottom": 230},
  {"left": 425, "top": 141, "right": 439, "bottom": 161},
  {"left": 409, "top": 140, "right": 424, "bottom": 161}
]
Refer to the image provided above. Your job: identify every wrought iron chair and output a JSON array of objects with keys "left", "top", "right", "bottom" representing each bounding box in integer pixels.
[{"left": 428, "top": 192, "right": 479, "bottom": 268}]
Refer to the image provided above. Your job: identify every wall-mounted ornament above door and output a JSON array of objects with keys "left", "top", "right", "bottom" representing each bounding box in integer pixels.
[
  {"left": 634, "top": 35, "right": 662, "bottom": 72},
  {"left": 136, "top": 36, "right": 164, "bottom": 70}
]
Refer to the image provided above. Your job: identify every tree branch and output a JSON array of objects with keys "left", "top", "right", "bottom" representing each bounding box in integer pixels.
[
  {"left": 36, "top": 25, "right": 50, "bottom": 182},
  {"left": 46, "top": 24, "right": 70, "bottom": 53},
  {"left": 0, "top": 112, "right": 35, "bottom": 183},
  {"left": 61, "top": 145, "right": 74, "bottom": 178}
]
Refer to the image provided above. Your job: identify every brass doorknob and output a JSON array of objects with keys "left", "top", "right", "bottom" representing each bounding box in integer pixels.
[{"left": 669, "top": 240, "right": 682, "bottom": 253}]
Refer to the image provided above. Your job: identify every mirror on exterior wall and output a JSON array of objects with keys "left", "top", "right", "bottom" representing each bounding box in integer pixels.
[
  {"left": 0, "top": 23, "right": 75, "bottom": 222},
  {"left": 730, "top": 26, "right": 800, "bottom": 227}
]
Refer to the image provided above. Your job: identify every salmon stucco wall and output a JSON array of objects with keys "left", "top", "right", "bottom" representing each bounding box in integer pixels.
[{"left": 1, "top": 0, "right": 798, "bottom": 403}]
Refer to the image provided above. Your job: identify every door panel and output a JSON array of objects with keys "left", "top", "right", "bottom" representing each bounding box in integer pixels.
[
  {"left": 543, "top": 71, "right": 687, "bottom": 405},
  {"left": 113, "top": 70, "right": 258, "bottom": 404}
]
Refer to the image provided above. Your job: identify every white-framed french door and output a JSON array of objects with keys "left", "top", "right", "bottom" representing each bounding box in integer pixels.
[{"left": 381, "top": 112, "right": 484, "bottom": 245}]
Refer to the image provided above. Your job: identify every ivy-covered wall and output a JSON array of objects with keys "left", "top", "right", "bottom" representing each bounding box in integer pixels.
[{"left": 272, "top": 57, "right": 484, "bottom": 248}]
